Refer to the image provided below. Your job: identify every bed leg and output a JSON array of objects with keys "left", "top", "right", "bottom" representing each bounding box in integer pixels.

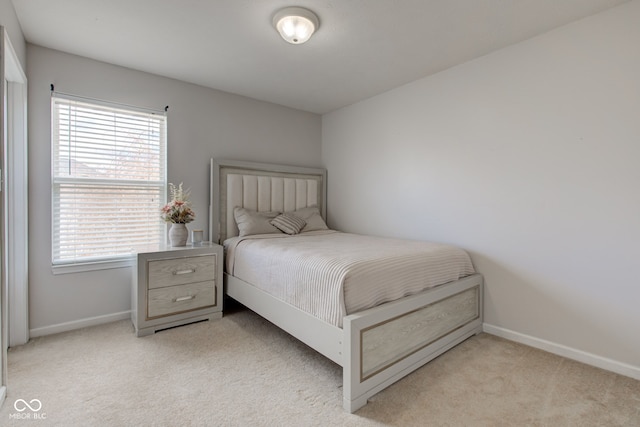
[{"left": 343, "top": 396, "right": 368, "bottom": 413}]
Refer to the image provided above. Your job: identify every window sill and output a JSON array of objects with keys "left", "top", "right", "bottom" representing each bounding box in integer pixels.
[{"left": 52, "top": 256, "right": 135, "bottom": 275}]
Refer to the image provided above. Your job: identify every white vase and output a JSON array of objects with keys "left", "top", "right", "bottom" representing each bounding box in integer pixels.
[{"left": 169, "top": 223, "right": 188, "bottom": 246}]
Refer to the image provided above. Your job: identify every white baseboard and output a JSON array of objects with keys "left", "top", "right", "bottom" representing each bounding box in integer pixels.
[
  {"left": 29, "top": 311, "right": 131, "bottom": 339},
  {"left": 483, "top": 323, "right": 640, "bottom": 381}
]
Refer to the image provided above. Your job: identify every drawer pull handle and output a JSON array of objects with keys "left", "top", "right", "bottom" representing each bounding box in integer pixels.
[
  {"left": 174, "top": 295, "right": 195, "bottom": 302},
  {"left": 173, "top": 269, "right": 195, "bottom": 275}
]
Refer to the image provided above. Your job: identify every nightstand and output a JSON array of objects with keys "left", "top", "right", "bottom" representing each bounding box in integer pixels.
[{"left": 131, "top": 243, "right": 223, "bottom": 337}]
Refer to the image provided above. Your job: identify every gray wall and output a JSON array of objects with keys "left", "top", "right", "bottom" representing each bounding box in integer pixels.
[
  {"left": 28, "top": 45, "right": 321, "bottom": 333},
  {"left": 0, "top": 0, "right": 25, "bottom": 69},
  {"left": 323, "top": 1, "right": 640, "bottom": 372}
]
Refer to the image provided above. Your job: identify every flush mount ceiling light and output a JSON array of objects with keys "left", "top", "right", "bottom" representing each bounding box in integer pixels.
[{"left": 272, "top": 6, "right": 319, "bottom": 44}]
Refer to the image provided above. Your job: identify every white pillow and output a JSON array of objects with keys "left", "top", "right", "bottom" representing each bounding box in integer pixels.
[
  {"left": 291, "top": 206, "right": 328, "bottom": 232},
  {"left": 233, "top": 207, "right": 282, "bottom": 237}
]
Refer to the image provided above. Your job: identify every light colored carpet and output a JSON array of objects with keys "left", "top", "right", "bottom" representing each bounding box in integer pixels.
[{"left": 1, "top": 302, "right": 639, "bottom": 426}]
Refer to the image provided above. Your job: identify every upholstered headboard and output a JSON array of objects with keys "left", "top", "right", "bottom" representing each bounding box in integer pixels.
[{"left": 209, "top": 159, "right": 327, "bottom": 243}]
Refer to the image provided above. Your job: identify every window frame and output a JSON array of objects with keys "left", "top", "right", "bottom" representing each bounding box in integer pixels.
[{"left": 50, "top": 93, "right": 167, "bottom": 274}]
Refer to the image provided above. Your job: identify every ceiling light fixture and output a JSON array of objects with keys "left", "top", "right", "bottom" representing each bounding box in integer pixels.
[{"left": 273, "top": 7, "right": 319, "bottom": 45}]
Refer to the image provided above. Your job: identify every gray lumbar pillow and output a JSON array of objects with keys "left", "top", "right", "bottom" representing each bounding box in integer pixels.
[{"left": 270, "top": 212, "right": 307, "bottom": 235}]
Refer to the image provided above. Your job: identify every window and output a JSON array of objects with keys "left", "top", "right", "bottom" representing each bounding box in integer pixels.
[{"left": 52, "top": 94, "right": 167, "bottom": 269}]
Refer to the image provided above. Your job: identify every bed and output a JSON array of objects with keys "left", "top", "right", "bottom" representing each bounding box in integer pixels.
[{"left": 209, "top": 159, "right": 484, "bottom": 412}]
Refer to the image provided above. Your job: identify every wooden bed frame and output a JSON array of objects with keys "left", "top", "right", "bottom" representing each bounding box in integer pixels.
[{"left": 209, "top": 159, "right": 484, "bottom": 412}]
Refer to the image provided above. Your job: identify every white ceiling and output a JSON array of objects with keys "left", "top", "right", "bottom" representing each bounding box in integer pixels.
[{"left": 12, "top": 0, "right": 628, "bottom": 114}]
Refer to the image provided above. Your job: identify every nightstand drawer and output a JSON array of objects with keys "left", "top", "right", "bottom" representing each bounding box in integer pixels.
[
  {"left": 147, "top": 280, "right": 216, "bottom": 319},
  {"left": 148, "top": 254, "right": 216, "bottom": 289}
]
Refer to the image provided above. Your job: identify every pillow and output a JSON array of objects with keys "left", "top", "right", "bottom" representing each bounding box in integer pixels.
[
  {"left": 270, "top": 213, "right": 307, "bottom": 235},
  {"left": 233, "top": 207, "right": 282, "bottom": 237},
  {"left": 291, "top": 206, "right": 328, "bottom": 232}
]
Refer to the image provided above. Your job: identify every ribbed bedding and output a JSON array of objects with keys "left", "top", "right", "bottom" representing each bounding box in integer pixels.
[{"left": 224, "top": 230, "right": 475, "bottom": 328}]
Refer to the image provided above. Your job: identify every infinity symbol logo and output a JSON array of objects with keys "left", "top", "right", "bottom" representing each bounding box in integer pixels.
[{"left": 14, "top": 398, "right": 42, "bottom": 412}]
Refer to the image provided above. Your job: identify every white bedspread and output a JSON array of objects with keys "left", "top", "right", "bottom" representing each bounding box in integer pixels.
[{"left": 224, "top": 231, "right": 475, "bottom": 328}]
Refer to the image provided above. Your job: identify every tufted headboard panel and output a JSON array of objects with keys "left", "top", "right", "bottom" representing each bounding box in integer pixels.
[{"left": 209, "top": 159, "right": 327, "bottom": 243}]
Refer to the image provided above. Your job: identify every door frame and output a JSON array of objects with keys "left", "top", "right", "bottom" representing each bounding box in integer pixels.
[
  {"left": 1, "top": 31, "right": 29, "bottom": 406},
  {"left": 2, "top": 27, "right": 28, "bottom": 348}
]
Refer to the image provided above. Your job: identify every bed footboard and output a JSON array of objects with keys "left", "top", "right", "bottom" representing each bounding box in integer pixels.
[{"left": 342, "top": 274, "right": 483, "bottom": 412}]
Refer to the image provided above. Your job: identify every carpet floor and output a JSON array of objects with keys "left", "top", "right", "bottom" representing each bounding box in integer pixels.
[{"left": 1, "top": 302, "right": 639, "bottom": 426}]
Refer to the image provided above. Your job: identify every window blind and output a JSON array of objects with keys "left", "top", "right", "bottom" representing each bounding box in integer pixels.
[{"left": 52, "top": 95, "right": 167, "bottom": 265}]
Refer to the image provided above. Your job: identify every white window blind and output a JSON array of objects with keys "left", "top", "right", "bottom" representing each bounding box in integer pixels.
[{"left": 52, "top": 95, "right": 167, "bottom": 266}]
